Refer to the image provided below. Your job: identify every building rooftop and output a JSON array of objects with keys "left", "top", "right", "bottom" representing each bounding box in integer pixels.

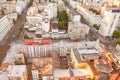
[
  {"left": 78, "top": 49, "right": 98, "bottom": 54},
  {"left": 0, "top": 63, "right": 12, "bottom": 70},
  {"left": 32, "top": 57, "right": 53, "bottom": 76},
  {"left": 54, "top": 69, "right": 70, "bottom": 78},
  {"left": 72, "top": 69, "right": 90, "bottom": 77},
  {"left": 73, "top": 48, "right": 86, "bottom": 63},
  {"left": 111, "top": 52, "right": 120, "bottom": 68},
  {"left": 3, "top": 52, "right": 24, "bottom": 64},
  {"left": 54, "top": 69, "right": 90, "bottom": 78},
  {"left": 95, "top": 59, "right": 113, "bottom": 73},
  {"left": 96, "top": 64, "right": 113, "bottom": 73},
  {"left": 7, "top": 65, "right": 27, "bottom": 77},
  {"left": 24, "top": 38, "right": 52, "bottom": 45},
  {"left": 82, "top": 53, "right": 100, "bottom": 60},
  {"left": 75, "top": 48, "right": 100, "bottom": 61}
]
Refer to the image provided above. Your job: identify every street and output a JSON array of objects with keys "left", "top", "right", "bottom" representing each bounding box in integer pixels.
[{"left": 0, "top": 2, "right": 31, "bottom": 65}]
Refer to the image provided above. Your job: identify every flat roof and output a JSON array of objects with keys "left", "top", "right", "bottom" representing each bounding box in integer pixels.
[
  {"left": 78, "top": 49, "right": 98, "bottom": 54},
  {"left": 77, "top": 48, "right": 100, "bottom": 59},
  {"left": 72, "top": 69, "right": 90, "bottom": 77},
  {"left": 3, "top": 53, "right": 23, "bottom": 64},
  {"left": 54, "top": 69, "right": 70, "bottom": 78},
  {"left": 82, "top": 53, "right": 100, "bottom": 59},
  {"left": 96, "top": 64, "right": 113, "bottom": 73},
  {"left": 73, "top": 48, "right": 85, "bottom": 63},
  {"left": 7, "top": 65, "right": 26, "bottom": 77},
  {"left": 54, "top": 69, "right": 90, "bottom": 78}
]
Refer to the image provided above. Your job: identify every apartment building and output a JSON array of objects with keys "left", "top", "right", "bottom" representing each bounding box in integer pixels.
[
  {"left": 16, "top": 0, "right": 30, "bottom": 14},
  {"left": 58, "top": 0, "right": 65, "bottom": 10},
  {"left": 26, "top": 15, "right": 42, "bottom": 25},
  {"left": 70, "top": 12, "right": 81, "bottom": 22},
  {"left": 76, "top": 4, "right": 101, "bottom": 26},
  {"left": 27, "top": 6, "right": 39, "bottom": 16},
  {"left": 68, "top": 22, "right": 89, "bottom": 40},
  {"left": 7, "top": 13, "right": 18, "bottom": 21},
  {"left": 0, "top": 15, "right": 11, "bottom": 41},
  {"left": 23, "top": 39, "right": 52, "bottom": 58},
  {"left": 1, "top": 1, "right": 16, "bottom": 14},
  {"left": 25, "top": 16, "right": 50, "bottom": 33},
  {"left": 44, "top": 3, "right": 57, "bottom": 19},
  {"left": 25, "top": 3, "right": 57, "bottom": 35},
  {"left": 69, "top": 0, "right": 78, "bottom": 9},
  {"left": 23, "top": 45, "right": 52, "bottom": 58},
  {"left": 99, "top": 10, "right": 120, "bottom": 37},
  {"left": 54, "top": 69, "right": 91, "bottom": 80}
]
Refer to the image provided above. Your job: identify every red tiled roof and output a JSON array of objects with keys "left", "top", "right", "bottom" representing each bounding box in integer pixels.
[
  {"left": 42, "top": 39, "right": 52, "bottom": 45},
  {"left": 24, "top": 39, "right": 52, "bottom": 45},
  {"left": 24, "top": 39, "right": 34, "bottom": 45},
  {"left": 32, "top": 42, "right": 39, "bottom": 45}
]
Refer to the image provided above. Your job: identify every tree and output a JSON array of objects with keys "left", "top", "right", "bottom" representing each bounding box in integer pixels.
[
  {"left": 58, "top": 10, "right": 68, "bottom": 30},
  {"left": 89, "top": 8, "right": 100, "bottom": 15},
  {"left": 58, "top": 21, "right": 67, "bottom": 30},
  {"left": 113, "top": 30, "right": 120, "bottom": 38},
  {"left": 58, "top": 10, "right": 68, "bottom": 21},
  {"left": 93, "top": 24, "right": 100, "bottom": 30},
  {"left": 58, "top": 21, "right": 64, "bottom": 30},
  {"left": 116, "top": 39, "right": 120, "bottom": 44}
]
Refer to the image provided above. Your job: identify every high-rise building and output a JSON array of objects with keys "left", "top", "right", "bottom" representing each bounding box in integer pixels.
[
  {"left": 44, "top": 3, "right": 57, "bottom": 19},
  {"left": 99, "top": 10, "right": 120, "bottom": 37}
]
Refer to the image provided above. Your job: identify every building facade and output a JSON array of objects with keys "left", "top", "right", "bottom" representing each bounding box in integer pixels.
[
  {"left": 68, "top": 22, "right": 89, "bottom": 40},
  {"left": 0, "top": 15, "right": 11, "bottom": 41},
  {"left": 99, "top": 10, "right": 120, "bottom": 37}
]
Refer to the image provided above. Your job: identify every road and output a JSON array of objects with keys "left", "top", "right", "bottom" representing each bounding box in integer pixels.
[{"left": 0, "top": 1, "right": 31, "bottom": 65}]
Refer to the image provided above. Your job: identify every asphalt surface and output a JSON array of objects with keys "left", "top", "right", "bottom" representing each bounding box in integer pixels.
[{"left": 0, "top": 4, "right": 29, "bottom": 65}]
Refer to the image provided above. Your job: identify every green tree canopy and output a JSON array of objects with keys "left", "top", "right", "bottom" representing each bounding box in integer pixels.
[
  {"left": 58, "top": 10, "right": 68, "bottom": 21},
  {"left": 113, "top": 30, "right": 120, "bottom": 38},
  {"left": 116, "top": 39, "right": 120, "bottom": 44},
  {"left": 93, "top": 24, "right": 100, "bottom": 30},
  {"left": 57, "top": 10, "right": 68, "bottom": 30}
]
